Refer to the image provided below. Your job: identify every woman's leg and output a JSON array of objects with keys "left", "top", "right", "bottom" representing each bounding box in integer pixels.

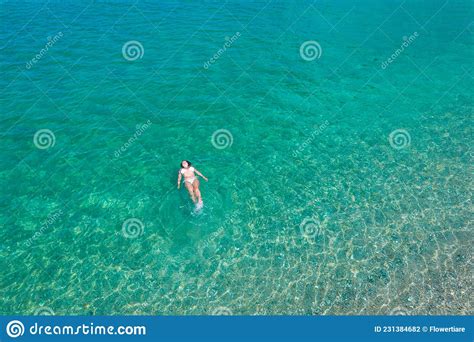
[
  {"left": 193, "top": 179, "right": 202, "bottom": 203},
  {"left": 185, "top": 182, "right": 196, "bottom": 203}
]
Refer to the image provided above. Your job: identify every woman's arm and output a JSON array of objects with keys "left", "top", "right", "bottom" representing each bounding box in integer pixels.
[
  {"left": 177, "top": 170, "right": 182, "bottom": 189},
  {"left": 194, "top": 169, "right": 208, "bottom": 181}
]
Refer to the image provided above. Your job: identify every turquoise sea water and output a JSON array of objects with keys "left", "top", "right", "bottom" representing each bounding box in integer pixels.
[{"left": 1, "top": 1, "right": 472, "bottom": 315}]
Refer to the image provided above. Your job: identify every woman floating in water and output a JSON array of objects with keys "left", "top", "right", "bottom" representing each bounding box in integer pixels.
[{"left": 177, "top": 160, "right": 208, "bottom": 206}]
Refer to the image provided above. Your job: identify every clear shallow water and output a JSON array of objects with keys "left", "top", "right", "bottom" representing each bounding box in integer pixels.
[{"left": 0, "top": 1, "right": 472, "bottom": 315}]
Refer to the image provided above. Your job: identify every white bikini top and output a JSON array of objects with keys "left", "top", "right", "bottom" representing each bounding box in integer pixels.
[{"left": 180, "top": 167, "right": 195, "bottom": 174}]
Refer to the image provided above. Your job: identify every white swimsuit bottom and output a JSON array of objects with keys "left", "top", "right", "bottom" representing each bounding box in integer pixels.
[{"left": 184, "top": 177, "right": 196, "bottom": 184}]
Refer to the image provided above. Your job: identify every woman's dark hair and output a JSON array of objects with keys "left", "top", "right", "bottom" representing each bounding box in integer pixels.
[{"left": 181, "top": 160, "right": 192, "bottom": 168}]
